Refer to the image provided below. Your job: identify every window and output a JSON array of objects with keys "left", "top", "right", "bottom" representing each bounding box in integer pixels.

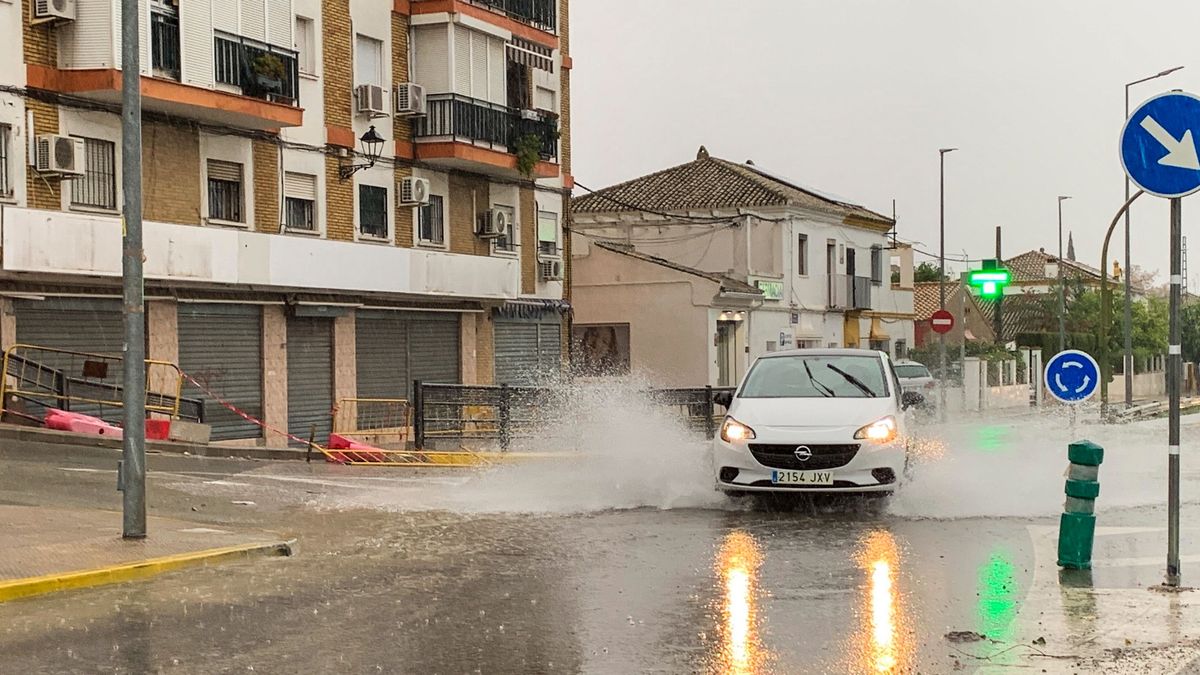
[
  {"left": 355, "top": 34, "right": 383, "bottom": 87},
  {"left": 359, "top": 185, "right": 388, "bottom": 238},
  {"left": 894, "top": 339, "right": 908, "bottom": 360},
  {"left": 740, "top": 354, "right": 890, "bottom": 399},
  {"left": 418, "top": 195, "right": 445, "bottom": 245},
  {"left": 206, "top": 159, "right": 243, "bottom": 222},
  {"left": 797, "top": 233, "right": 809, "bottom": 276},
  {"left": 492, "top": 204, "right": 516, "bottom": 252},
  {"left": 295, "top": 17, "right": 316, "bottom": 76},
  {"left": 71, "top": 137, "right": 117, "bottom": 210},
  {"left": 283, "top": 172, "right": 317, "bottom": 231},
  {"left": 870, "top": 245, "right": 883, "bottom": 284},
  {"left": 0, "top": 124, "right": 10, "bottom": 198},
  {"left": 534, "top": 86, "right": 555, "bottom": 112},
  {"left": 537, "top": 210, "right": 559, "bottom": 256}
]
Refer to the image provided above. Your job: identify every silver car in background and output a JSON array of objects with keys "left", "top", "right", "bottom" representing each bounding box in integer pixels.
[{"left": 893, "top": 360, "right": 935, "bottom": 404}]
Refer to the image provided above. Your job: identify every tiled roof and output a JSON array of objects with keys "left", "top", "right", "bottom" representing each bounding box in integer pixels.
[
  {"left": 572, "top": 153, "right": 893, "bottom": 227},
  {"left": 913, "top": 281, "right": 959, "bottom": 320},
  {"left": 1005, "top": 250, "right": 1103, "bottom": 283},
  {"left": 593, "top": 242, "right": 762, "bottom": 295}
]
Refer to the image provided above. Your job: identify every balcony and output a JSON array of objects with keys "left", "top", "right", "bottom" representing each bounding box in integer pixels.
[
  {"left": 828, "top": 274, "right": 872, "bottom": 310},
  {"left": 414, "top": 94, "right": 559, "bottom": 178},
  {"left": 412, "top": 0, "right": 557, "bottom": 36},
  {"left": 150, "top": 7, "right": 180, "bottom": 81},
  {"left": 214, "top": 33, "right": 300, "bottom": 107}
]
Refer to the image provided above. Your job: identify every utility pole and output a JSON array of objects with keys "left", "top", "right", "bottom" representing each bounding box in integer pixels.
[
  {"left": 1167, "top": 197, "right": 1182, "bottom": 586},
  {"left": 119, "top": 0, "right": 146, "bottom": 539},
  {"left": 938, "top": 148, "right": 957, "bottom": 421},
  {"left": 1057, "top": 196, "right": 1071, "bottom": 353},
  {"left": 994, "top": 226, "right": 1003, "bottom": 341}
]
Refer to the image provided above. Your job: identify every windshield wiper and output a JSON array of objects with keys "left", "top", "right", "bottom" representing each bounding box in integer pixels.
[
  {"left": 803, "top": 360, "right": 835, "bottom": 397},
  {"left": 826, "top": 364, "right": 878, "bottom": 397}
]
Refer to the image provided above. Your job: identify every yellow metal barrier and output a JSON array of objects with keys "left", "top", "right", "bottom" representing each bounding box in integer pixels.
[{"left": 0, "top": 344, "right": 188, "bottom": 424}]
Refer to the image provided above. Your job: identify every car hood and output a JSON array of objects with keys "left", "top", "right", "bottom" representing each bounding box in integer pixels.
[{"left": 729, "top": 397, "right": 896, "bottom": 430}]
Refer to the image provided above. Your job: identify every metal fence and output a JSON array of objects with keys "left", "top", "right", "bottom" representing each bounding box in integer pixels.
[
  {"left": 413, "top": 381, "right": 735, "bottom": 450},
  {"left": 415, "top": 94, "right": 559, "bottom": 161},
  {"left": 213, "top": 32, "right": 300, "bottom": 106}
]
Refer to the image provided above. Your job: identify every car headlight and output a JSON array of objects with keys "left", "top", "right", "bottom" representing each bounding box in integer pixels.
[
  {"left": 854, "top": 416, "right": 897, "bottom": 443},
  {"left": 720, "top": 417, "right": 756, "bottom": 443}
]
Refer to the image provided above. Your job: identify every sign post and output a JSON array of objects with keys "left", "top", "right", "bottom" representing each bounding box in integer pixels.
[{"left": 1119, "top": 90, "right": 1200, "bottom": 587}]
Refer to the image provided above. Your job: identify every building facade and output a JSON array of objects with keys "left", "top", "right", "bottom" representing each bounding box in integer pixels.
[
  {"left": 0, "top": 0, "right": 572, "bottom": 445},
  {"left": 571, "top": 149, "right": 915, "bottom": 387}
]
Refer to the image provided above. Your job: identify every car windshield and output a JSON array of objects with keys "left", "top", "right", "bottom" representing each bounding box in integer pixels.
[
  {"left": 739, "top": 354, "right": 889, "bottom": 398},
  {"left": 894, "top": 364, "right": 931, "bottom": 379}
]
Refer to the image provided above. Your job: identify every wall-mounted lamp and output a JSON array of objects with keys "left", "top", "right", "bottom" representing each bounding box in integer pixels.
[{"left": 338, "top": 125, "right": 386, "bottom": 180}]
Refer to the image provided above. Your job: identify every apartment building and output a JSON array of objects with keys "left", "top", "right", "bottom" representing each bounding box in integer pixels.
[
  {"left": 0, "top": 0, "right": 572, "bottom": 445},
  {"left": 570, "top": 148, "right": 915, "bottom": 387}
]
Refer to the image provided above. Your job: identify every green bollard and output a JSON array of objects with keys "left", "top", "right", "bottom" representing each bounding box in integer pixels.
[{"left": 1058, "top": 441, "right": 1104, "bottom": 570}]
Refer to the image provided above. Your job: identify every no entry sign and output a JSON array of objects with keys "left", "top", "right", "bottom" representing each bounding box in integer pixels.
[{"left": 930, "top": 309, "right": 955, "bottom": 335}]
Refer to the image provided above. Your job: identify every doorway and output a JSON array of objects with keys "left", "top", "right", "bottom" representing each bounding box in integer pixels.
[{"left": 717, "top": 320, "right": 738, "bottom": 386}]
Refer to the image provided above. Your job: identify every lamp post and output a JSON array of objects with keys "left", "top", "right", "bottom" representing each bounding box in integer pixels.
[
  {"left": 1124, "top": 66, "right": 1184, "bottom": 406},
  {"left": 338, "top": 125, "right": 386, "bottom": 180},
  {"left": 1058, "top": 196, "right": 1071, "bottom": 352},
  {"left": 938, "top": 148, "right": 957, "bottom": 421}
]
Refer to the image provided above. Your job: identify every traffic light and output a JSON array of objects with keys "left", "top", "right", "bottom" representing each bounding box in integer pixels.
[{"left": 968, "top": 259, "right": 1011, "bottom": 298}]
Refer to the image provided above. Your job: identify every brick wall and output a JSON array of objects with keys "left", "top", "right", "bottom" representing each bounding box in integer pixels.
[
  {"left": 391, "top": 11, "right": 413, "bottom": 145},
  {"left": 520, "top": 187, "right": 536, "bottom": 293},
  {"left": 325, "top": 155, "right": 354, "bottom": 240},
  {"left": 449, "top": 173, "right": 489, "bottom": 256},
  {"left": 559, "top": 0, "right": 571, "bottom": 176},
  {"left": 25, "top": 100, "right": 59, "bottom": 210},
  {"left": 22, "top": 0, "right": 56, "bottom": 67},
  {"left": 252, "top": 139, "right": 280, "bottom": 233},
  {"left": 475, "top": 312, "right": 495, "bottom": 385},
  {"left": 143, "top": 123, "right": 201, "bottom": 225},
  {"left": 322, "top": 0, "right": 352, "bottom": 130}
]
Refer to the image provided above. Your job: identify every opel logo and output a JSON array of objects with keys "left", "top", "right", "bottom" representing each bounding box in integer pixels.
[{"left": 794, "top": 446, "right": 813, "bottom": 462}]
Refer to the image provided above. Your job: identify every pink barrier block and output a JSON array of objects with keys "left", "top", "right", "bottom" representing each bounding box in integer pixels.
[{"left": 44, "top": 409, "right": 124, "bottom": 440}]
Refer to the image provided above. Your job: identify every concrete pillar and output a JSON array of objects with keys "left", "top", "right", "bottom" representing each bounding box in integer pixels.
[
  {"left": 146, "top": 300, "right": 179, "bottom": 397},
  {"left": 476, "top": 312, "right": 495, "bottom": 385},
  {"left": 333, "top": 311, "right": 356, "bottom": 405},
  {"left": 0, "top": 297, "right": 15, "bottom": 353},
  {"left": 262, "top": 306, "right": 288, "bottom": 447},
  {"left": 460, "top": 313, "right": 478, "bottom": 385},
  {"left": 963, "top": 356, "right": 983, "bottom": 412}
]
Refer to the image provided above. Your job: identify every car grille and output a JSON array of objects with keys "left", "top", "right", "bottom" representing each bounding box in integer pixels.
[{"left": 748, "top": 444, "right": 860, "bottom": 470}]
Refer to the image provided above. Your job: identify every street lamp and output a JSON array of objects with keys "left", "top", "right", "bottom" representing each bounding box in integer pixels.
[
  {"left": 338, "top": 125, "right": 386, "bottom": 180},
  {"left": 1124, "top": 66, "right": 1184, "bottom": 406},
  {"left": 1058, "top": 195, "right": 1072, "bottom": 352},
  {"left": 938, "top": 148, "right": 957, "bottom": 420}
]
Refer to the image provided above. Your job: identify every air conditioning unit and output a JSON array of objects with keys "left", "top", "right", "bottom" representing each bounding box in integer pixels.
[
  {"left": 394, "top": 83, "right": 426, "bottom": 117},
  {"left": 33, "top": 0, "right": 75, "bottom": 21},
  {"left": 479, "top": 208, "right": 511, "bottom": 239},
  {"left": 539, "top": 258, "right": 564, "bottom": 281},
  {"left": 35, "top": 135, "right": 85, "bottom": 176},
  {"left": 355, "top": 84, "right": 386, "bottom": 117},
  {"left": 397, "top": 177, "right": 431, "bottom": 206},
  {"left": 519, "top": 109, "right": 541, "bottom": 121}
]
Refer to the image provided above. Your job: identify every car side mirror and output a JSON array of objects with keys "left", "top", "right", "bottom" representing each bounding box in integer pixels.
[
  {"left": 901, "top": 391, "right": 924, "bottom": 410},
  {"left": 713, "top": 391, "right": 734, "bottom": 409}
]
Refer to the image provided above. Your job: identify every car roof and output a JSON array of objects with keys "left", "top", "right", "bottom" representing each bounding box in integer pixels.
[
  {"left": 758, "top": 348, "right": 887, "bottom": 359},
  {"left": 894, "top": 359, "right": 927, "bottom": 366}
]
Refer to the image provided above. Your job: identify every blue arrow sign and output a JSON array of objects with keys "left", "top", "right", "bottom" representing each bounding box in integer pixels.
[
  {"left": 1121, "top": 91, "right": 1200, "bottom": 198},
  {"left": 1044, "top": 350, "right": 1101, "bottom": 404}
]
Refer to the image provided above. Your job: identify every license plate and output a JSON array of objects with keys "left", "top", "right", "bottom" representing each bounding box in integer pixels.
[{"left": 771, "top": 470, "right": 834, "bottom": 485}]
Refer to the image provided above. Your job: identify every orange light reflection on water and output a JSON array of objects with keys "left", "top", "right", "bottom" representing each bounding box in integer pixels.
[
  {"left": 713, "top": 530, "right": 767, "bottom": 675},
  {"left": 854, "top": 531, "right": 910, "bottom": 674}
]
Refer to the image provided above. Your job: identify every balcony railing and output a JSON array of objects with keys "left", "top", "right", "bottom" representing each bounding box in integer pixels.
[
  {"left": 150, "top": 7, "right": 180, "bottom": 81},
  {"left": 414, "top": 0, "right": 557, "bottom": 34},
  {"left": 213, "top": 32, "right": 300, "bottom": 106},
  {"left": 414, "top": 93, "right": 559, "bottom": 162},
  {"left": 828, "top": 274, "right": 872, "bottom": 310}
]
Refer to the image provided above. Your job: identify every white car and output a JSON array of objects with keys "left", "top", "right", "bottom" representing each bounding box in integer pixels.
[
  {"left": 893, "top": 359, "right": 936, "bottom": 401},
  {"left": 712, "top": 348, "right": 922, "bottom": 494}
]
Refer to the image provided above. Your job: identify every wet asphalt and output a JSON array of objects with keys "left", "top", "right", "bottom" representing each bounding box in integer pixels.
[{"left": 1, "top": 419, "right": 1200, "bottom": 674}]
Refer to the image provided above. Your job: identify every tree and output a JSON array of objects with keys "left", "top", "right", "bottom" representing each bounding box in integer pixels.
[
  {"left": 914, "top": 262, "right": 945, "bottom": 283},
  {"left": 1182, "top": 302, "right": 1200, "bottom": 362}
]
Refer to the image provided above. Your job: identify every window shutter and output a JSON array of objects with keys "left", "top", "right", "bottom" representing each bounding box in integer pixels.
[
  {"left": 208, "top": 160, "right": 242, "bottom": 183},
  {"left": 284, "top": 172, "right": 317, "bottom": 200},
  {"left": 488, "top": 36, "right": 505, "bottom": 104},
  {"left": 453, "top": 26, "right": 471, "bottom": 96}
]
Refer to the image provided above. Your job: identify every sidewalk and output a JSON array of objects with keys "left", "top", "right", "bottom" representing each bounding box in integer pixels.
[{"left": 0, "top": 504, "right": 291, "bottom": 602}]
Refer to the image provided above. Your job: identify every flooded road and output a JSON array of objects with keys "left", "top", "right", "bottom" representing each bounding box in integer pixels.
[{"left": 2, "top": 409, "right": 1200, "bottom": 673}]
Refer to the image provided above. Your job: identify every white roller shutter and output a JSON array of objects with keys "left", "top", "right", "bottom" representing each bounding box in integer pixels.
[
  {"left": 266, "top": 0, "right": 292, "bottom": 49},
  {"left": 242, "top": 0, "right": 267, "bottom": 42},
  {"left": 212, "top": 0, "right": 239, "bottom": 34},
  {"left": 284, "top": 172, "right": 316, "bottom": 200},
  {"left": 413, "top": 25, "right": 449, "bottom": 94},
  {"left": 453, "top": 25, "right": 471, "bottom": 97},
  {"left": 181, "top": 0, "right": 215, "bottom": 87},
  {"left": 207, "top": 160, "right": 243, "bottom": 182},
  {"left": 111, "top": 0, "right": 151, "bottom": 74},
  {"left": 488, "top": 36, "right": 505, "bottom": 104},
  {"left": 470, "top": 31, "right": 487, "bottom": 100},
  {"left": 58, "top": 0, "right": 114, "bottom": 69}
]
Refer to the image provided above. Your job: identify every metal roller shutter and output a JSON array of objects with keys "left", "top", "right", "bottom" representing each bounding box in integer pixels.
[
  {"left": 13, "top": 298, "right": 126, "bottom": 421},
  {"left": 538, "top": 322, "right": 562, "bottom": 373},
  {"left": 287, "top": 316, "right": 333, "bottom": 445},
  {"left": 356, "top": 311, "right": 460, "bottom": 399},
  {"left": 178, "top": 304, "right": 262, "bottom": 441},
  {"left": 494, "top": 317, "right": 563, "bottom": 386}
]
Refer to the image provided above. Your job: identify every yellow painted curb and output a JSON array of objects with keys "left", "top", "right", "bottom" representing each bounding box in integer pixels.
[
  {"left": 345, "top": 452, "right": 574, "bottom": 467},
  {"left": 0, "top": 540, "right": 294, "bottom": 603}
]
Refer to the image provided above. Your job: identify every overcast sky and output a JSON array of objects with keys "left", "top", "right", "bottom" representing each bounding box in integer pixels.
[{"left": 571, "top": 0, "right": 1200, "bottom": 286}]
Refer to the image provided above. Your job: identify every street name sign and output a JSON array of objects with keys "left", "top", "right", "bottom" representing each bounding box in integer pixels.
[{"left": 1120, "top": 91, "right": 1200, "bottom": 198}]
